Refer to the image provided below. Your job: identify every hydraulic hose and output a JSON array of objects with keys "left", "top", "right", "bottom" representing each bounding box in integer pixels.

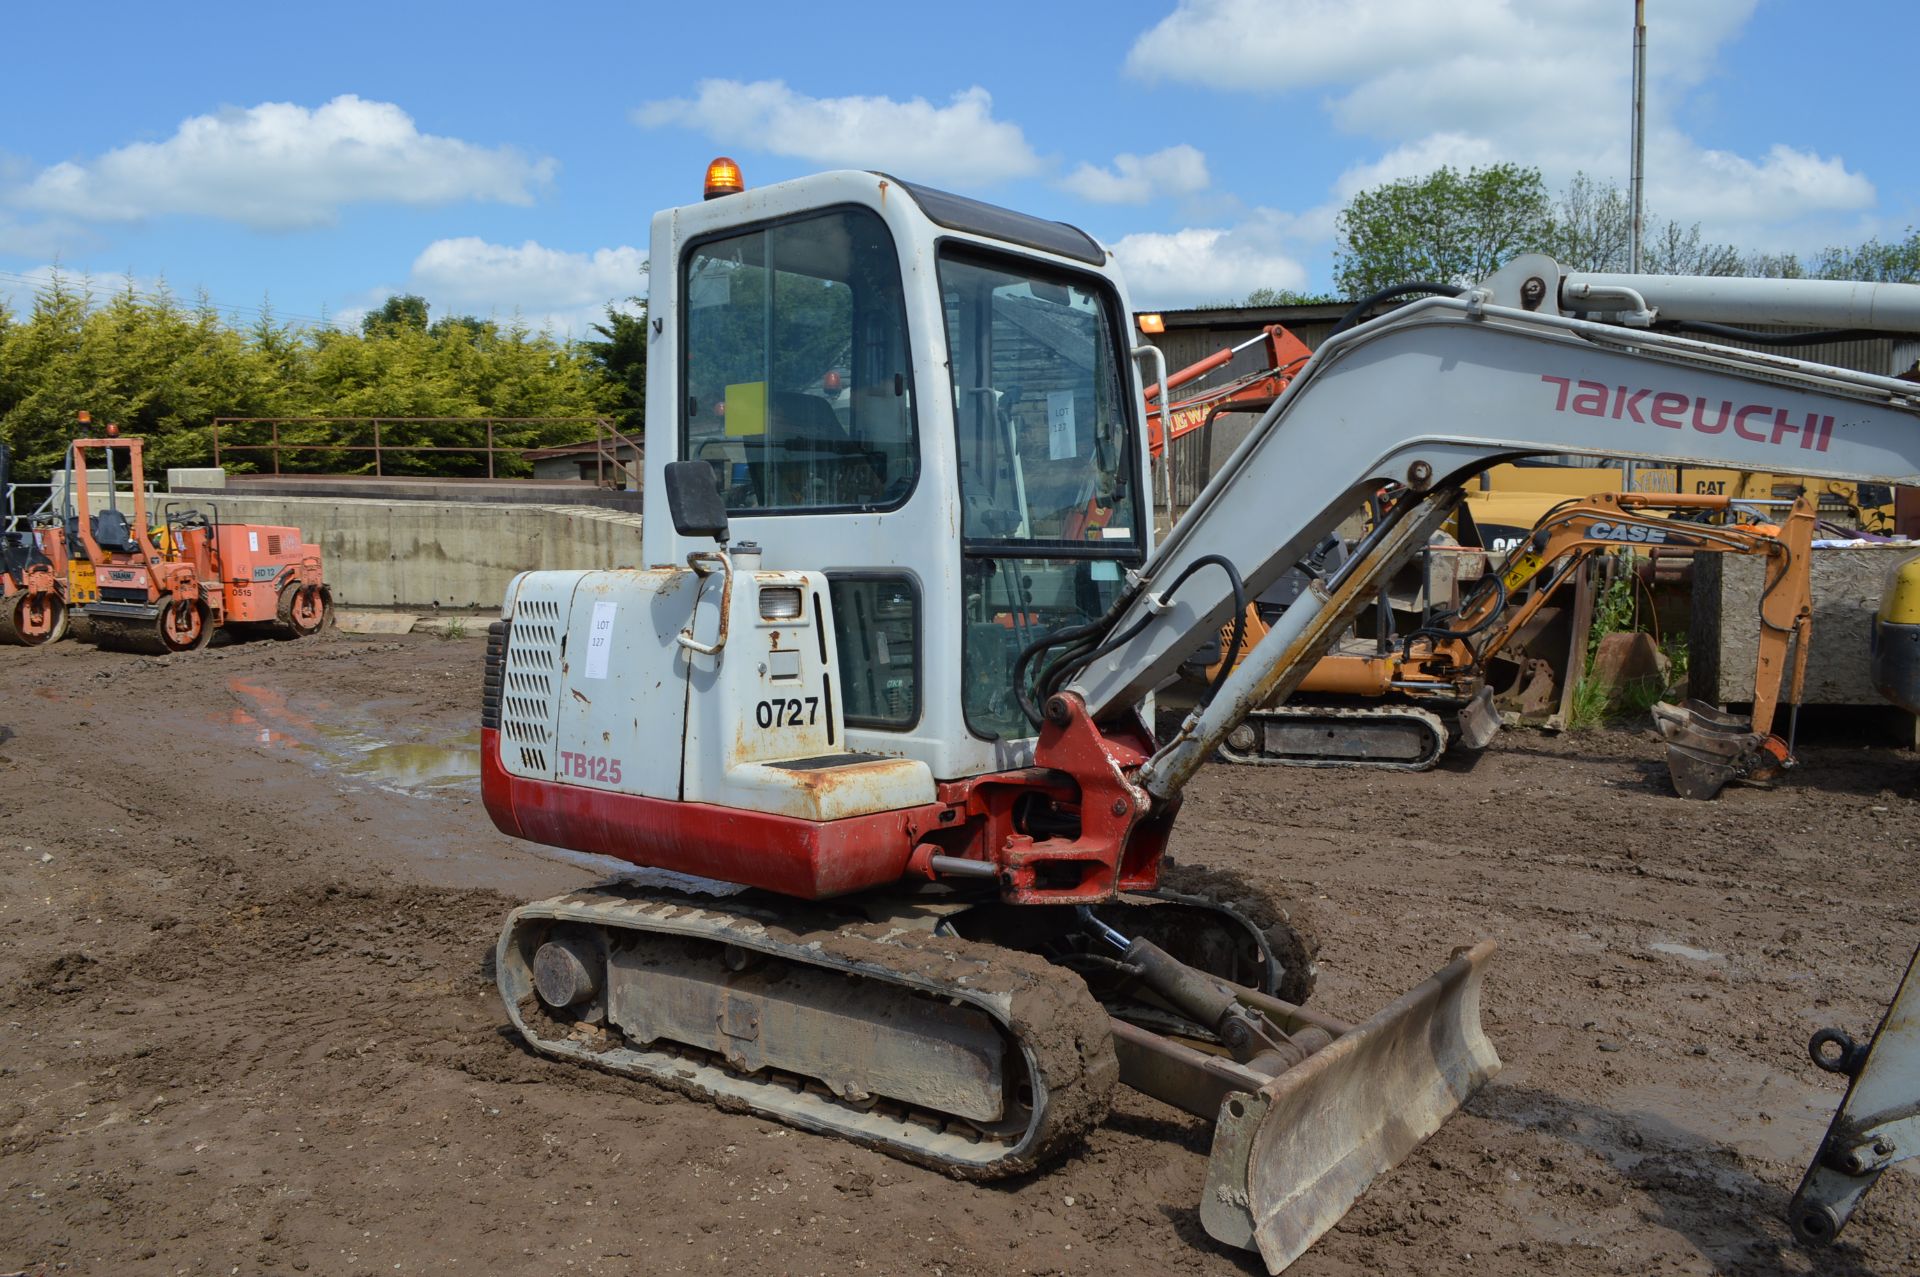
[
  {"left": 1658, "top": 320, "right": 1883, "bottom": 347},
  {"left": 1012, "top": 553, "right": 1249, "bottom": 729},
  {"left": 1329, "top": 282, "right": 1466, "bottom": 338}
]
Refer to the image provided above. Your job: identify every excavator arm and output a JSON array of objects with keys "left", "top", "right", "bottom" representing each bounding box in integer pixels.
[
  {"left": 1029, "top": 262, "right": 1920, "bottom": 807},
  {"left": 1145, "top": 323, "right": 1314, "bottom": 454}
]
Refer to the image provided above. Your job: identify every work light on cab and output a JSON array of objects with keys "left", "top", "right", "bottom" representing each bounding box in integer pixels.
[{"left": 704, "top": 157, "right": 744, "bottom": 200}]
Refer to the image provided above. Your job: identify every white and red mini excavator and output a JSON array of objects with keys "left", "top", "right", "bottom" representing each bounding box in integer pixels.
[{"left": 479, "top": 161, "right": 1920, "bottom": 1271}]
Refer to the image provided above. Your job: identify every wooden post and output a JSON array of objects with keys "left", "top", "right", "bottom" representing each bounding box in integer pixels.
[
  {"left": 1549, "top": 562, "right": 1599, "bottom": 731},
  {"left": 374, "top": 420, "right": 383, "bottom": 477},
  {"left": 487, "top": 419, "right": 496, "bottom": 479}
]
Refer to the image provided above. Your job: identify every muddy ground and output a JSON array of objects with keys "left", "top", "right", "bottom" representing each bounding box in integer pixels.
[{"left": 1, "top": 629, "right": 1916, "bottom": 1276}]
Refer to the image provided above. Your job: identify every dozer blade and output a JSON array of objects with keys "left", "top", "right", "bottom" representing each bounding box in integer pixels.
[{"left": 1204, "top": 940, "right": 1501, "bottom": 1273}]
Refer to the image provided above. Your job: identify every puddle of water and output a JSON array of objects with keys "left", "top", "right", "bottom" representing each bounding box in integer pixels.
[
  {"left": 342, "top": 738, "right": 481, "bottom": 790},
  {"left": 1649, "top": 941, "right": 1724, "bottom": 962},
  {"left": 229, "top": 707, "right": 307, "bottom": 750}
]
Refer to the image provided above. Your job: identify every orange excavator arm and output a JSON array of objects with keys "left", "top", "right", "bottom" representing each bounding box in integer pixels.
[
  {"left": 1451, "top": 492, "right": 1813, "bottom": 696},
  {"left": 1146, "top": 325, "right": 1314, "bottom": 455}
]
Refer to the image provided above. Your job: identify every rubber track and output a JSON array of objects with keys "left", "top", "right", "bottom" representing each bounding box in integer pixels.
[
  {"left": 1152, "top": 861, "right": 1320, "bottom": 1005},
  {"left": 498, "top": 882, "right": 1119, "bottom": 1180},
  {"left": 1220, "top": 704, "right": 1449, "bottom": 772}
]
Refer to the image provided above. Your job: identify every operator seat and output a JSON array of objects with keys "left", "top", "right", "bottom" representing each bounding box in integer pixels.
[
  {"left": 91, "top": 507, "right": 138, "bottom": 554},
  {"left": 765, "top": 390, "right": 883, "bottom": 505}
]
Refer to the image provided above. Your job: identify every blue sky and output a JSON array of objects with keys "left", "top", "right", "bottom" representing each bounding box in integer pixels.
[{"left": 2, "top": 0, "right": 1912, "bottom": 335}]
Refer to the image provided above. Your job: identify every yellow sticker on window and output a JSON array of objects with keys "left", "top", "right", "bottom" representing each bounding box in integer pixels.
[{"left": 725, "top": 381, "right": 768, "bottom": 437}]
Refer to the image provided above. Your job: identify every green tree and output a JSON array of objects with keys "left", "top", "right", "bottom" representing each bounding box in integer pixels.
[
  {"left": 1243, "top": 286, "right": 1336, "bottom": 306},
  {"left": 1549, "top": 173, "right": 1739, "bottom": 276},
  {"left": 1811, "top": 228, "right": 1920, "bottom": 283},
  {"left": 0, "top": 273, "right": 624, "bottom": 482},
  {"left": 582, "top": 300, "right": 647, "bottom": 436},
  {"left": 1333, "top": 163, "right": 1554, "bottom": 296},
  {"left": 361, "top": 293, "right": 430, "bottom": 336}
]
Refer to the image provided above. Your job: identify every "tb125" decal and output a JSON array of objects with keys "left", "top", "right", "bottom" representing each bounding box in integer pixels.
[{"left": 559, "top": 751, "right": 623, "bottom": 784}]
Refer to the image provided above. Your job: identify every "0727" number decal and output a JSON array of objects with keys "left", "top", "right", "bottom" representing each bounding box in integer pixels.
[{"left": 755, "top": 697, "right": 820, "bottom": 729}]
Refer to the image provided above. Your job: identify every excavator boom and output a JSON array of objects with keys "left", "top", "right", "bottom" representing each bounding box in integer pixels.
[{"left": 1045, "top": 270, "right": 1920, "bottom": 805}]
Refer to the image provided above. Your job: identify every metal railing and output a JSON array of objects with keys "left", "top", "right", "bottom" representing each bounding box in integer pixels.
[
  {"left": 2, "top": 483, "right": 51, "bottom": 537},
  {"left": 208, "top": 416, "right": 641, "bottom": 487},
  {"left": 5, "top": 479, "right": 161, "bottom": 536}
]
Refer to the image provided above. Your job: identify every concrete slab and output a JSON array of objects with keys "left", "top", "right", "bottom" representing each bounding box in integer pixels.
[
  {"left": 1694, "top": 544, "right": 1914, "bottom": 705},
  {"left": 336, "top": 611, "right": 417, "bottom": 636}
]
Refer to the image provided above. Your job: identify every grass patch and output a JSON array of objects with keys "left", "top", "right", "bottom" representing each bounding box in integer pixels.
[
  {"left": 1566, "top": 551, "right": 1686, "bottom": 729},
  {"left": 439, "top": 616, "right": 468, "bottom": 641}
]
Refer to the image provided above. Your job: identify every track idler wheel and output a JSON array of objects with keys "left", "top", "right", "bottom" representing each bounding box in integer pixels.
[
  {"left": 0, "top": 591, "right": 67, "bottom": 647},
  {"left": 277, "top": 581, "right": 332, "bottom": 638}
]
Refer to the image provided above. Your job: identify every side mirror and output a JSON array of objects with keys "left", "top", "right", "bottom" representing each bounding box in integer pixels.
[{"left": 664, "top": 460, "right": 729, "bottom": 542}]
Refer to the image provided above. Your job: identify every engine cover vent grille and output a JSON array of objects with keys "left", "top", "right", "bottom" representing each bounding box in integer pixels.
[{"left": 501, "top": 595, "right": 563, "bottom": 774}]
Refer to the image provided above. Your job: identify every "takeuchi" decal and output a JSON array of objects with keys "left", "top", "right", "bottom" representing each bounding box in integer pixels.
[{"left": 1541, "top": 375, "right": 1835, "bottom": 451}]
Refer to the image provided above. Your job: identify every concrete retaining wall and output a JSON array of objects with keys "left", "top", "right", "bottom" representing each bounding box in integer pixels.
[
  {"left": 83, "top": 490, "right": 645, "bottom": 610},
  {"left": 1693, "top": 545, "right": 1909, "bottom": 705}
]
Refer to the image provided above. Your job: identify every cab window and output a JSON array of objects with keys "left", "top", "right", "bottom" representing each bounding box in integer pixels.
[
  {"left": 682, "top": 208, "right": 918, "bottom": 513},
  {"left": 939, "top": 248, "right": 1142, "bottom": 738}
]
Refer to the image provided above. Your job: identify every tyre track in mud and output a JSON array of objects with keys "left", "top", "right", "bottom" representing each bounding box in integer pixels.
[{"left": 1, "top": 632, "right": 1917, "bottom": 1275}]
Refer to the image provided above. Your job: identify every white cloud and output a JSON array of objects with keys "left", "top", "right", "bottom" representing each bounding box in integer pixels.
[
  {"left": 1330, "top": 133, "right": 1501, "bottom": 200},
  {"left": 635, "top": 80, "right": 1042, "bottom": 186},
  {"left": 0, "top": 214, "right": 96, "bottom": 260},
  {"left": 14, "top": 95, "right": 556, "bottom": 230},
  {"left": 1125, "top": 0, "right": 1875, "bottom": 246},
  {"left": 1111, "top": 219, "right": 1308, "bottom": 307},
  {"left": 1062, "top": 145, "right": 1210, "bottom": 204},
  {"left": 0, "top": 265, "right": 196, "bottom": 325},
  {"left": 342, "top": 237, "right": 649, "bottom": 337}
]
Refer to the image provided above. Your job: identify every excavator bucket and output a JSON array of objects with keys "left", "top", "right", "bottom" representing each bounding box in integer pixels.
[
  {"left": 1652, "top": 699, "right": 1761, "bottom": 800},
  {"left": 1202, "top": 941, "right": 1501, "bottom": 1272},
  {"left": 1455, "top": 685, "right": 1503, "bottom": 751}
]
